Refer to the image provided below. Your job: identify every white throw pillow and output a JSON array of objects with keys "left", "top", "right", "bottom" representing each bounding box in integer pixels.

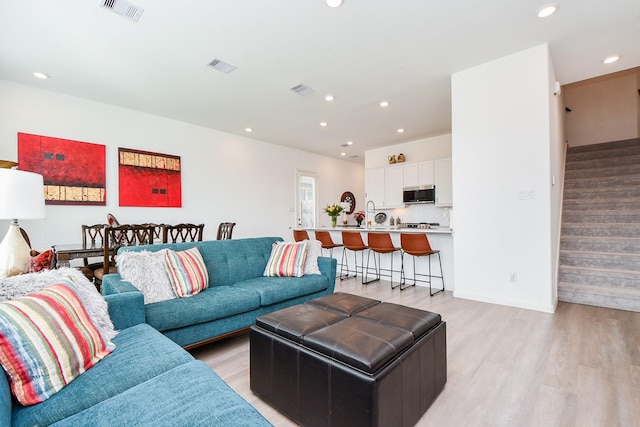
[
  {"left": 0, "top": 267, "right": 117, "bottom": 340},
  {"left": 304, "top": 240, "right": 322, "bottom": 275},
  {"left": 116, "top": 249, "right": 176, "bottom": 304}
]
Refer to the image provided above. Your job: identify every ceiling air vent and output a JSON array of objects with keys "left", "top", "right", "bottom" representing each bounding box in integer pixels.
[
  {"left": 290, "top": 83, "right": 314, "bottom": 96},
  {"left": 207, "top": 59, "right": 237, "bottom": 74},
  {"left": 100, "top": 0, "right": 144, "bottom": 22}
]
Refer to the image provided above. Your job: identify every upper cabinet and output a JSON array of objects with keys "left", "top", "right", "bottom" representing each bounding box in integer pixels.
[
  {"left": 384, "top": 166, "right": 404, "bottom": 208},
  {"left": 366, "top": 157, "right": 452, "bottom": 209},
  {"left": 435, "top": 158, "right": 452, "bottom": 207},
  {"left": 365, "top": 167, "right": 385, "bottom": 207},
  {"left": 365, "top": 165, "right": 404, "bottom": 209},
  {"left": 403, "top": 161, "right": 435, "bottom": 187}
]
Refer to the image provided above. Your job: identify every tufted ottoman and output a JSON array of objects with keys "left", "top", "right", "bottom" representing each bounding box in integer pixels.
[{"left": 250, "top": 292, "right": 447, "bottom": 427}]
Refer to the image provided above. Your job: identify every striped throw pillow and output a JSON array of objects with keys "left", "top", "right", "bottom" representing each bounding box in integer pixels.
[
  {"left": 164, "top": 247, "right": 209, "bottom": 298},
  {"left": 263, "top": 241, "right": 308, "bottom": 277},
  {"left": 0, "top": 279, "right": 115, "bottom": 405}
]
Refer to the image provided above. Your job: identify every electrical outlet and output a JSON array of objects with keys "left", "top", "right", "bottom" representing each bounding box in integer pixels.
[{"left": 509, "top": 272, "right": 518, "bottom": 283}]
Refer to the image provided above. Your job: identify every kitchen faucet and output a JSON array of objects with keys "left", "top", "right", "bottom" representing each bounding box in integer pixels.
[{"left": 366, "top": 200, "right": 376, "bottom": 229}]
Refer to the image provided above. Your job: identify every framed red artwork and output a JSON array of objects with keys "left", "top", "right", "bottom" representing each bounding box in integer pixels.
[
  {"left": 118, "top": 147, "right": 182, "bottom": 207},
  {"left": 17, "top": 133, "right": 106, "bottom": 205}
]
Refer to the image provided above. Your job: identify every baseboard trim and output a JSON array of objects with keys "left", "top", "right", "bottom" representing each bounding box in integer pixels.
[{"left": 453, "top": 290, "right": 556, "bottom": 313}]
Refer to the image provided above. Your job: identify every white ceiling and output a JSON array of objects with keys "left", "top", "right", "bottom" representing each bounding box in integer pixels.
[{"left": 1, "top": 0, "right": 639, "bottom": 163}]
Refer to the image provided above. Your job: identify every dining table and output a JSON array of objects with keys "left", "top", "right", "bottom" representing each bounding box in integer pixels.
[{"left": 52, "top": 243, "right": 114, "bottom": 268}]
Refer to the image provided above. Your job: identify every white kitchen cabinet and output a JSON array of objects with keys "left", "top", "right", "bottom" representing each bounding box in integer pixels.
[
  {"left": 403, "top": 161, "right": 434, "bottom": 187},
  {"left": 435, "top": 157, "right": 452, "bottom": 207},
  {"left": 365, "top": 165, "right": 404, "bottom": 208},
  {"left": 384, "top": 166, "right": 404, "bottom": 207},
  {"left": 365, "top": 167, "right": 385, "bottom": 207},
  {"left": 417, "top": 161, "right": 435, "bottom": 186},
  {"left": 403, "top": 163, "right": 418, "bottom": 187}
]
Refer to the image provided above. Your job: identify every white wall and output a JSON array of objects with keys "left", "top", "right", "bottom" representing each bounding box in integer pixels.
[
  {"left": 0, "top": 80, "right": 364, "bottom": 253},
  {"left": 563, "top": 67, "right": 640, "bottom": 146},
  {"left": 365, "top": 134, "right": 452, "bottom": 169},
  {"left": 451, "top": 44, "right": 562, "bottom": 313}
]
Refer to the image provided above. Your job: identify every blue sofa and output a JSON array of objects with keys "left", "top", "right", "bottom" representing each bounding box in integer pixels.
[
  {"left": 1, "top": 288, "right": 272, "bottom": 426},
  {"left": 102, "top": 237, "right": 337, "bottom": 348}
]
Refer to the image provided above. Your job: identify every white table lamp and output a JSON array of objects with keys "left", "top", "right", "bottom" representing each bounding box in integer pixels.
[{"left": 0, "top": 169, "right": 46, "bottom": 277}]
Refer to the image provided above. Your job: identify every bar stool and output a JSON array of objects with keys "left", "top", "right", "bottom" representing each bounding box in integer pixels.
[
  {"left": 400, "top": 233, "right": 444, "bottom": 295},
  {"left": 314, "top": 230, "right": 343, "bottom": 258},
  {"left": 293, "top": 229, "right": 310, "bottom": 242},
  {"left": 340, "top": 231, "right": 369, "bottom": 282},
  {"left": 365, "top": 232, "right": 402, "bottom": 288}
]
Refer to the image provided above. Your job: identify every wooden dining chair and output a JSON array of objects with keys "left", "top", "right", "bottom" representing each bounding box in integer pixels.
[
  {"left": 216, "top": 222, "right": 235, "bottom": 240},
  {"left": 80, "top": 223, "right": 108, "bottom": 282},
  {"left": 162, "top": 223, "right": 205, "bottom": 243},
  {"left": 93, "top": 224, "right": 157, "bottom": 287}
]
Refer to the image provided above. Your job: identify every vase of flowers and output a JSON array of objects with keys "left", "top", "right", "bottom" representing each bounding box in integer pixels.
[
  {"left": 353, "top": 211, "right": 366, "bottom": 227},
  {"left": 324, "top": 204, "right": 344, "bottom": 228}
]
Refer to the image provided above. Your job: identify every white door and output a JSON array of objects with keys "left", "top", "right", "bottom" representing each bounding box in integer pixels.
[{"left": 296, "top": 171, "right": 317, "bottom": 228}]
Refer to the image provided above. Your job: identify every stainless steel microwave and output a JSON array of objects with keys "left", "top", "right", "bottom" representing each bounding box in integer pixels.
[{"left": 403, "top": 185, "right": 435, "bottom": 204}]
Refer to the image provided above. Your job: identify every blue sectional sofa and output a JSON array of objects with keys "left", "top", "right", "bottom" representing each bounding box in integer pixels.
[
  {"left": 1, "top": 286, "right": 272, "bottom": 426},
  {"left": 102, "top": 237, "right": 337, "bottom": 348}
]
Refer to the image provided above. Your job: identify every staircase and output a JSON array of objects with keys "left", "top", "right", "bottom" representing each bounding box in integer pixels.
[{"left": 558, "top": 138, "right": 640, "bottom": 312}]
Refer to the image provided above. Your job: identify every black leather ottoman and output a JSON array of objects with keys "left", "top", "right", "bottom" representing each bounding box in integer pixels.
[{"left": 250, "top": 293, "right": 447, "bottom": 427}]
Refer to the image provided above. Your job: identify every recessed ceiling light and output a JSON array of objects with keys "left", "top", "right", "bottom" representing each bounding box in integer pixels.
[
  {"left": 397, "top": 128, "right": 405, "bottom": 133},
  {"left": 346, "top": 141, "right": 353, "bottom": 145},
  {"left": 603, "top": 55, "right": 620, "bottom": 64},
  {"left": 245, "top": 128, "right": 253, "bottom": 133},
  {"left": 537, "top": 5, "right": 557, "bottom": 18},
  {"left": 379, "top": 101, "right": 390, "bottom": 107},
  {"left": 340, "top": 152, "right": 346, "bottom": 156},
  {"left": 325, "top": 95, "right": 335, "bottom": 102},
  {"left": 320, "top": 122, "right": 328, "bottom": 127},
  {"left": 33, "top": 72, "right": 49, "bottom": 79},
  {"left": 326, "top": 0, "right": 343, "bottom": 8}
]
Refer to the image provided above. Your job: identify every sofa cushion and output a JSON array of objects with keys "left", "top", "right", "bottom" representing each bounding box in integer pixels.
[
  {"left": 233, "top": 274, "right": 329, "bottom": 306},
  {"left": 303, "top": 240, "right": 322, "bottom": 275},
  {"left": 116, "top": 249, "right": 175, "bottom": 304},
  {"left": 117, "top": 237, "right": 283, "bottom": 287},
  {"left": 145, "top": 286, "right": 261, "bottom": 332},
  {"left": 48, "top": 361, "right": 272, "bottom": 427},
  {"left": 165, "top": 247, "right": 209, "bottom": 297},
  {"left": 0, "top": 267, "right": 117, "bottom": 341},
  {"left": 0, "top": 280, "right": 115, "bottom": 405},
  {"left": 28, "top": 248, "right": 54, "bottom": 272},
  {"left": 11, "top": 323, "right": 193, "bottom": 427},
  {"left": 264, "top": 241, "right": 308, "bottom": 277}
]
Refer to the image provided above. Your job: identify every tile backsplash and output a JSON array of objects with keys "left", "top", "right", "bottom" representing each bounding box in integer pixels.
[{"left": 377, "top": 204, "right": 452, "bottom": 227}]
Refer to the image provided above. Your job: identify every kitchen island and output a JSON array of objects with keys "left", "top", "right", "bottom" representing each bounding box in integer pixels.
[{"left": 304, "top": 227, "right": 453, "bottom": 291}]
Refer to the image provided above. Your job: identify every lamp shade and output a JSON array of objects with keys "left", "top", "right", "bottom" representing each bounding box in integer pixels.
[{"left": 0, "top": 169, "right": 46, "bottom": 220}]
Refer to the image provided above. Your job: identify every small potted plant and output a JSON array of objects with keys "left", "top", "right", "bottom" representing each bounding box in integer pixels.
[
  {"left": 324, "top": 204, "right": 344, "bottom": 228},
  {"left": 353, "top": 211, "right": 366, "bottom": 227}
]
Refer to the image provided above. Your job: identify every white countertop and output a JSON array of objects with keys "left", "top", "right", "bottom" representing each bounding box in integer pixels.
[{"left": 306, "top": 226, "right": 453, "bottom": 234}]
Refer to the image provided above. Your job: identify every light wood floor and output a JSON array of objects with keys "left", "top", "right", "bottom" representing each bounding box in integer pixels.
[{"left": 189, "top": 279, "right": 640, "bottom": 427}]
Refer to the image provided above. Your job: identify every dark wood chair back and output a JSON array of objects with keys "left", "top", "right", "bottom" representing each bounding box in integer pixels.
[
  {"left": 162, "top": 223, "right": 204, "bottom": 243},
  {"left": 81, "top": 224, "right": 107, "bottom": 267},
  {"left": 216, "top": 222, "right": 236, "bottom": 240},
  {"left": 93, "top": 224, "right": 157, "bottom": 287}
]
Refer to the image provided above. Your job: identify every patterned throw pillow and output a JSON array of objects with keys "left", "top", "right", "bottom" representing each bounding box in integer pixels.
[
  {"left": 164, "top": 247, "right": 209, "bottom": 298},
  {"left": 263, "top": 241, "right": 308, "bottom": 277},
  {"left": 28, "top": 248, "right": 54, "bottom": 272},
  {"left": 0, "top": 279, "right": 115, "bottom": 405}
]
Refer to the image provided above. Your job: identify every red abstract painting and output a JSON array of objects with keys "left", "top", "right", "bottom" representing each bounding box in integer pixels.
[
  {"left": 118, "top": 147, "right": 182, "bottom": 207},
  {"left": 17, "top": 133, "right": 106, "bottom": 205}
]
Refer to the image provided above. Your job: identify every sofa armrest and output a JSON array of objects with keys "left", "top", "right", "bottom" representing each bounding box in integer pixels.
[
  {"left": 317, "top": 256, "right": 337, "bottom": 293},
  {"left": 101, "top": 273, "right": 146, "bottom": 330},
  {"left": 104, "top": 292, "right": 145, "bottom": 330}
]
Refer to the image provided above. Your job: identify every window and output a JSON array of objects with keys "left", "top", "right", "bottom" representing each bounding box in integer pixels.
[{"left": 296, "top": 171, "right": 317, "bottom": 228}]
